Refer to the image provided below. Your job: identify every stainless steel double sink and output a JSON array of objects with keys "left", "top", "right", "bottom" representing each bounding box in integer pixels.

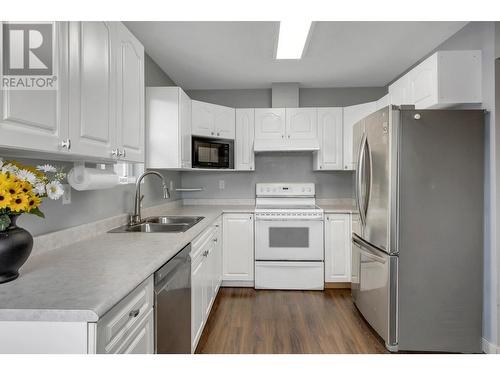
[{"left": 109, "top": 216, "right": 205, "bottom": 233}]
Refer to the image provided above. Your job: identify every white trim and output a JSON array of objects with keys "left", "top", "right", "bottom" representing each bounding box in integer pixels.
[
  {"left": 221, "top": 280, "right": 254, "bottom": 287},
  {"left": 482, "top": 337, "right": 500, "bottom": 354}
]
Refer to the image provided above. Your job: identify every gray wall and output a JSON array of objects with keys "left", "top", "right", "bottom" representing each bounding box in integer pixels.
[
  {"left": 181, "top": 153, "right": 354, "bottom": 200},
  {"left": 187, "top": 87, "right": 386, "bottom": 108},
  {"left": 1, "top": 52, "right": 180, "bottom": 237}
]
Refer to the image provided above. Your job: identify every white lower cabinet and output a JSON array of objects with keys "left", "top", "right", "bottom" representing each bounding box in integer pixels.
[
  {"left": 222, "top": 213, "right": 254, "bottom": 285},
  {"left": 190, "top": 217, "right": 223, "bottom": 353},
  {"left": 95, "top": 276, "right": 154, "bottom": 354},
  {"left": 324, "top": 214, "right": 352, "bottom": 283}
]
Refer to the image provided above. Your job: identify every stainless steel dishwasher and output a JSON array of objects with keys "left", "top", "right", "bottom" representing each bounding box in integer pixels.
[{"left": 154, "top": 243, "right": 191, "bottom": 353}]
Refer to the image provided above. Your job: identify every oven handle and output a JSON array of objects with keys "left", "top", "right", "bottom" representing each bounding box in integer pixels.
[{"left": 255, "top": 218, "right": 324, "bottom": 222}]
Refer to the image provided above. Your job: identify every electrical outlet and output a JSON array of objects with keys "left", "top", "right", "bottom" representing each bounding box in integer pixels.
[
  {"left": 62, "top": 184, "right": 71, "bottom": 205},
  {"left": 219, "top": 180, "right": 225, "bottom": 190}
]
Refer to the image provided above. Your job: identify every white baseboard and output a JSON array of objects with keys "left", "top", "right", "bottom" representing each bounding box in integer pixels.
[
  {"left": 221, "top": 280, "right": 254, "bottom": 287},
  {"left": 482, "top": 337, "right": 500, "bottom": 354}
]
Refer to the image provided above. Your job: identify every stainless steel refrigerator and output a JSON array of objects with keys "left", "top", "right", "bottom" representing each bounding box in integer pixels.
[{"left": 351, "top": 106, "right": 484, "bottom": 353}]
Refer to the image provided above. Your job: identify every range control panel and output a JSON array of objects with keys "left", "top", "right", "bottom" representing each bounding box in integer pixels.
[{"left": 256, "top": 183, "right": 315, "bottom": 197}]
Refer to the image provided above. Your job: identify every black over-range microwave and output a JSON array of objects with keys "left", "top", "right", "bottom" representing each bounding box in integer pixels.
[{"left": 192, "top": 136, "right": 234, "bottom": 169}]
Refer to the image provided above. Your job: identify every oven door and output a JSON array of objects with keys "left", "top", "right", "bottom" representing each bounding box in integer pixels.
[{"left": 255, "top": 219, "right": 324, "bottom": 261}]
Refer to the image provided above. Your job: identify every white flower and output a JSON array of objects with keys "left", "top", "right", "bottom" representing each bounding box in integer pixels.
[
  {"left": 0, "top": 157, "right": 3, "bottom": 167},
  {"left": 33, "top": 183, "right": 46, "bottom": 196},
  {"left": 46, "top": 181, "right": 64, "bottom": 200},
  {"left": 1, "top": 163, "right": 18, "bottom": 175},
  {"left": 16, "top": 169, "right": 37, "bottom": 185},
  {"left": 37, "top": 164, "right": 57, "bottom": 173}
]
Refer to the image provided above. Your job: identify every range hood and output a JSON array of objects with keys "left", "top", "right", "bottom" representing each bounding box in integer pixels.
[{"left": 254, "top": 139, "right": 320, "bottom": 152}]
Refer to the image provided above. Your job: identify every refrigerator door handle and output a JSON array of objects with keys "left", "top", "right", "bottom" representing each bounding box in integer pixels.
[
  {"left": 356, "top": 134, "right": 367, "bottom": 226},
  {"left": 352, "top": 233, "right": 386, "bottom": 257},
  {"left": 363, "top": 137, "right": 372, "bottom": 221}
]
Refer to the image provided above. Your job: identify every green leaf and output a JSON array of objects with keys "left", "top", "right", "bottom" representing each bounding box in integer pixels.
[
  {"left": 28, "top": 207, "right": 45, "bottom": 218},
  {"left": 0, "top": 214, "right": 11, "bottom": 232}
]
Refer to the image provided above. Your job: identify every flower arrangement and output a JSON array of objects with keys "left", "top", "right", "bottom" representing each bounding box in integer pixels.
[{"left": 0, "top": 159, "right": 66, "bottom": 231}]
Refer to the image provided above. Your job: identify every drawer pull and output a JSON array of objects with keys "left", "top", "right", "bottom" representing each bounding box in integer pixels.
[{"left": 129, "top": 309, "right": 140, "bottom": 318}]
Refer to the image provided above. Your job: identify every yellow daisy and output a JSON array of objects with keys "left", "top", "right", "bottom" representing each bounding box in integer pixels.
[
  {"left": 5, "top": 180, "right": 22, "bottom": 196},
  {"left": 10, "top": 194, "right": 29, "bottom": 212},
  {"left": 19, "top": 181, "right": 33, "bottom": 194},
  {"left": 0, "top": 189, "right": 11, "bottom": 210},
  {"left": 27, "top": 194, "right": 42, "bottom": 211}
]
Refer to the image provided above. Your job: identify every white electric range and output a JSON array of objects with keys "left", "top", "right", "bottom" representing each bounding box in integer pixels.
[{"left": 254, "top": 183, "right": 324, "bottom": 290}]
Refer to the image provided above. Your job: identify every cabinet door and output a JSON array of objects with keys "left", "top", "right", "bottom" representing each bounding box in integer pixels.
[
  {"left": 223, "top": 214, "right": 254, "bottom": 282},
  {"left": 350, "top": 214, "right": 361, "bottom": 284},
  {"left": 315, "top": 108, "right": 343, "bottom": 170},
  {"left": 68, "top": 21, "right": 116, "bottom": 159},
  {"left": 118, "top": 310, "right": 154, "bottom": 354},
  {"left": 192, "top": 100, "right": 215, "bottom": 137},
  {"left": 214, "top": 105, "right": 235, "bottom": 139},
  {"left": 388, "top": 73, "right": 412, "bottom": 106},
  {"left": 191, "top": 257, "right": 204, "bottom": 351},
  {"left": 254, "top": 108, "right": 285, "bottom": 140},
  {"left": 115, "top": 22, "right": 144, "bottom": 162},
  {"left": 409, "top": 53, "right": 438, "bottom": 109},
  {"left": 0, "top": 22, "right": 69, "bottom": 153},
  {"left": 325, "top": 214, "right": 351, "bottom": 283},
  {"left": 235, "top": 108, "right": 255, "bottom": 170},
  {"left": 285, "top": 108, "right": 317, "bottom": 140},
  {"left": 342, "top": 102, "right": 376, "bottom": 170},
  {"left": 180, "top": 89, "right": 192, "bottom": 168}
]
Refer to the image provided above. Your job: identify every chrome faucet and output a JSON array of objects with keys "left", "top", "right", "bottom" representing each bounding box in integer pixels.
[{"left": 130, "top": 171, "right": 170, "bottom": 225}]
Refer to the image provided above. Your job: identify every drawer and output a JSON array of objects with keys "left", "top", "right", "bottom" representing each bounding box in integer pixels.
[
  {"left": 96, "top": 276, "right": 154, "bottom": 353},
  {"left": 191, "top": 216, "right": 221, "bottom": 259},
  {"left": 114, "top": 309, "right": 154, "bottom": 354}
]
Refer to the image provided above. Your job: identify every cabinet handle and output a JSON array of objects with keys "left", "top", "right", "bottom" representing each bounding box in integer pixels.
[
  {"left": 129, "top": 309, "right": 140, "bottom": 318},
  {"left": 217, "top": 133, "right": 220, "bottom": 136},
  {"left": 281, "top": 134, "right": 284, "bottom": 139},
  {"left": 211, "top": 132, "right": 214, "bottom": 136},
  {"left": 213, "top": 238, "right": 218, "bottom": 242},
  {"left": 60, "top": 138, "right": 71, "bottom": 150},
  {"left": 288, "top": 135, "right": 290, "bottom": 139},
  {"left": 118, "top": 149, "right": 126, "bottom": 158},
  {"left": 111, "top": 149, "right": 119, "bottom": 157}
]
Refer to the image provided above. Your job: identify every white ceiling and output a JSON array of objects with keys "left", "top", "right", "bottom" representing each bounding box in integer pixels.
[{"left": 125, "top": 21, "right": 468, "bottom": 90}]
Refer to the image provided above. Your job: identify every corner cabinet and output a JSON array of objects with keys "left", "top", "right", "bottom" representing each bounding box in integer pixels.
[
  {"left": 222, "top": 213, "right": 254, "bottom": 286},
  {"left": 146, "top": 87, "right": 191, "bottom": 169},
  {"left": 192, "top": 100, "right": 235, "bottom": 139},
  {"left": 0, "top": 22, "right": 70, "bottom": 154},
  {"left": 313, "top": 107, "right": 343, "bottom": 170},
  {"left": 0, "top": 21, "right": 145, "bottom": 163},
  {"left": 235, "top": 108, "right": 255, "bottom": 170},
  {"left": 388, "top": 50, "right": 482, "bottom": 109}
]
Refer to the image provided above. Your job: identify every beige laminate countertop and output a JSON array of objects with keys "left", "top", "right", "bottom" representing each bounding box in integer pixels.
[{"left": 0, "top": 205, "right": 253, "bottom": 323}]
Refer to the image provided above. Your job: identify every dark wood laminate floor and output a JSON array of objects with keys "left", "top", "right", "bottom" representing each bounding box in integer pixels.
[{"left": 196, "top": 287, "right": 388, "bottom": 354}]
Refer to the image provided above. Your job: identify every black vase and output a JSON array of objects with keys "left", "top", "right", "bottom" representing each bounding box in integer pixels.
[{"left": 0, "top": 215, "right": 33, "bottom": 284}]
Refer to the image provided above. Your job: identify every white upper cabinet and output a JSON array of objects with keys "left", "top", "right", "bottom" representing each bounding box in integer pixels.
[
  {"left": 375, "top": 94, "right": 390, "bottom": 111},
  {"left": 342, "top": 101, "right": 376, "bottom": 170},
  {"left": 388, "top": 73, "right": 412, "bottom": 106},
  {"left": 389, "top": 50, "right": 482, "bottom": 109},
  {"left": 313, "top": 107, "right": 343, "bottom": 171},
  {"left": 68, "top": 22, "right": 116, "bottom": 159},
  {"left": 286, "top": 108, "right": 317, "bottom": 140},
  {"left": 0, "top": 22, "right": 145, "bottom": 162},
  {"left": 325, "top": 214, "right": 351, "bottom": 283},
  {"left": 192, "top": 100, "right": 235, "bottom": 139},
  {"left": 0, "top": 22, "right": 70, "bottom": 154},
  {"left": 254, "top": 108, "right": 319, "bottom": 152},
  {"left": 254, "top": 108, "right": 286, "bottom": 141},
  {"left": 146, "top": 87, "right": 191, "bottom": 169},
  {"left": 235, "top": 108, "right": 255, "bottom": 171},
  {"left": 115, "top": 22, "right": 145, "bottom": 162}
]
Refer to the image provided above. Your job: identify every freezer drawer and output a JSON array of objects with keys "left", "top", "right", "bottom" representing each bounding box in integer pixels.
[
  {"left": 352, "top": 234, "right": 398, "bottom": 351},
  {"left": 255, "top": 261, "right": 324, "bottom": 290}
]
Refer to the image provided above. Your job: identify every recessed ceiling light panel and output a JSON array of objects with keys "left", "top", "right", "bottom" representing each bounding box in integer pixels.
[{"left": 276, "top": 20, "right": 312, "bottom": 59}]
